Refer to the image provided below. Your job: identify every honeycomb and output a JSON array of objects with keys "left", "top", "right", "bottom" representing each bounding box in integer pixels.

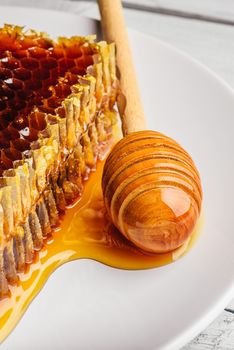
[{"left": 0, "top": 25, "right": 118, "bottom": 297}]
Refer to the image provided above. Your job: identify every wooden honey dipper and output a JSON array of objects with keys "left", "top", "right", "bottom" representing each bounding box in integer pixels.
[{"left": 98, "top": 0, "right": 202, "bottom": 254}]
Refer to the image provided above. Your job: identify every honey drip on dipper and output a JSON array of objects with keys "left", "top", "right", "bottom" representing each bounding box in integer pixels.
[{"left": 0, "top": 135, "right": 202, "bottom": 342}]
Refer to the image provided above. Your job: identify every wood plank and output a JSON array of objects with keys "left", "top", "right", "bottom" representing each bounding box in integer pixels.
[
  {"left": 182, "top": 309, "right": 234, "bottom": 349},
  {"left": 124, "top": 0, "right": 234, "bottom": 22},
  {"left": 1, "top": 0, "right": 234, "bottom": 23},
  {"left": 65, "top": 0, "right": 234, "bottom": 24}
]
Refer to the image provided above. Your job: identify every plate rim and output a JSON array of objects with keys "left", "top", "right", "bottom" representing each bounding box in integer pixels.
[{"left": 0, "top": 6, "right": 234, "bottom": 350}]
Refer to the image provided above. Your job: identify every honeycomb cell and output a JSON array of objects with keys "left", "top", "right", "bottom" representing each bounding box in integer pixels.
[
  {"left": 21, "top": 57, "right": 40, "bottom": 70},
  {"left": 28, "top": 111, "right": 47, "bottom": 130},
  {"left": 0, "top": 151, "right": 13, "bottom": 169},
  {"left": 4, "top": 78, "right": 23, "bottom": 90},
  {"left": 28, "top": 47, "right": 47, "bottom": 59},
  {"left": 41, "top": 57, "right": 58, "bottom": 70},
  {"left": 12, "top": 114, "right": 29, "bottom": 130},
  {"left": 4, "top": 147, "right": 22, "bottom": 161},
  {"left": 0, "top": 68, "right": 12, "bottom": 79},
  {"left": 7, "top": 98, "right": 26, "bottom": 111},
  {"left": 1, "top": 57, "right": 19, "bottom": 70},
  {"left": 32, "top": 68, "right": 50, "bottom": 80},
  {"left": 0, "top": 85, "right": 15, "bottom": 98},
  {"left": 0, "top": 110, "right": 17, "bottom": 127},
  {"left": 0, "top": 100, "right": 7, "bottom": 111},
  {"left": 70, "top": 66, "right": 87, "bottom": 75},
  {"left": 24, "top": 79, "right": 42, "bottom": 91},
  {"left": 50, "top": 47, "right": 64, "bottom": 59},
  {"left": 4, "top": 125, "right": 20, "bottom": 138},
  {"left": 17, "top": 89, "right": 33, "bottom": 100},
  {"left": 12, "top": 50, "right": 28, "bottom": 59},
  {"left": 11, "top": 138, "right": 30, "bottom": 152},
  {"left": 0, "top": 132, "right": 10, "bottom": 148},
  {"left": 13, "top": 68, "right": 31, "bottom": 80}
]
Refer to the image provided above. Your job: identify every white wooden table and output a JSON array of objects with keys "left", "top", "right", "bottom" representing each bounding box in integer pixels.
[{"left": 1, "top": 1, "right": 234, "bottom": 348}]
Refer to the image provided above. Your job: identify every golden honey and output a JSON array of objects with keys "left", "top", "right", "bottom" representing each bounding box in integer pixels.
[
  {"left": 0, "top": 148, "right": 202, "bottom": 343},
  {"left": 0, "top": 25, "right": 202, "bottom": 344}
]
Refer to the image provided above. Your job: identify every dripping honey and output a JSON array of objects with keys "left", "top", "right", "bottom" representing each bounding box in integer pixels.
[
  {"left": 0, "top": 25, "right": 203, "bottom": 344},
  {"left": 0, "top": 145, "right": 202, "bottom": 343}
]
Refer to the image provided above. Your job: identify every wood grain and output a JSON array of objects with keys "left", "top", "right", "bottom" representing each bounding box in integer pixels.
[
  {"left": 98, "top": 0, "right": 146, "bottom": 135},
  {"left": 102, "top": 130, "right": 202, "bottom": 253},
  {"left": 124, "top": 0, "right": 234, "bottom": 24},
  {"left": 183, "top": 309, "right": 234, "bottom": 349}
]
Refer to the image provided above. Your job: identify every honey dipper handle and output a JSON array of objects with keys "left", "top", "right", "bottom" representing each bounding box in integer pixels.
[{"left": 98, "top": 0, "right": 146, "bottom": 135}]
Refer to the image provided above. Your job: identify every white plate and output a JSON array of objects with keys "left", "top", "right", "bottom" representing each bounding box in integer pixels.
[{"left": 1, "top": 6, "right": 234, "bottom": 350}]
